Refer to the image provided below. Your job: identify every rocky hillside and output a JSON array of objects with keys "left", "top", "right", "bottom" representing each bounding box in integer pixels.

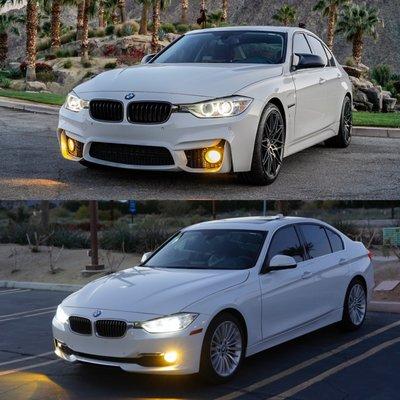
[{"left": 5, "top": 0, "right": 400, "bottom": 72}]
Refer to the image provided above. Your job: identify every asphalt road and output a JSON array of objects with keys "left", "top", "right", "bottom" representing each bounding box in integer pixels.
[
  {"left": 1, "top": 108, "right": 400, "bottom": 200},
  {"left": 0, "top": 287, "right": 400, "bottom": 400}
]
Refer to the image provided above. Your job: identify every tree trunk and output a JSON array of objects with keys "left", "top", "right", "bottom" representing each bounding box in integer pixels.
[
  {"left": 181, "top": 0, "right": 189, "bottom": 24},
  {"left": 98, "top": 0, "right": 105, "bottom": 28},
  {"left": 0, "top": 32, "right": 8, "bottom": 67},
  {"left": 200, "top": 0, "right": 206, "bottom": 11},
  {"left": 139, "top": 2, "right": 148, "bottom": 35},
  {"left": 80, "top": 0, "right": 91, "bottom": 63},
  {"left": 76, "top": 0, "right": 84, "bottom": 41},
  {"left": 353, "top": 30, "right": 363, "bottom": 65},
  {"left": 118, "top": 0, "right": 126, "bottom": 23},
  {"left": 25, "top": 0, "right": 38, "bottom": 82},
  {"left": 326, "top": 4, "right": 337, "bottom": 50},
  {"left": 151, "top": 0, "right": 160, "bottom": 53},
  {"left": 40, "top": 201, "right": 50, "bottom": 231},
  {"left": 221, "top": 0, "right": 228, "bottom": 21},
  {"left": 50, "top": 0, "right": 62, "bottom": 53}
]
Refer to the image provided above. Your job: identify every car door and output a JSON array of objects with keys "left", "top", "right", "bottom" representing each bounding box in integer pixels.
[
  {"left": 297, "top": 224, "right": 349, "bottom": 317},
  {"left": 259, "top": 224, "right": 318, "bottom": 340},
  {"left": 291, "top": 33, "right": 328, "bottom": 140},
  {"left": 306, "top": 35, "right": 343, "bottom": 127}
]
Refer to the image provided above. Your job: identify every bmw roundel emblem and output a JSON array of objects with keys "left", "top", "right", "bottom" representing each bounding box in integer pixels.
[
  {"left": 125, "top": 93, "right": 135, "bottom": 100},
  {"left": 93, "top": 310, "right": 102, "bottom": 318}
]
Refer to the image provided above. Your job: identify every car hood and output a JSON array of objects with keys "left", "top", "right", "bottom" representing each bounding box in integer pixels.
[
  {"left": 63, "top": 267, "right": 250, "bottom": 315},
  {"left": 74, "top": 63, "right": 283, "bottom": 99}
]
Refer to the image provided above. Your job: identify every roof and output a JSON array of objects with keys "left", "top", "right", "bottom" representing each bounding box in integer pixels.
[
  {"left": 185, "top": 216, "right": 323, "bottom": 232},
  {"left": 187, "top": 26, "right": 311, "bottom": 35}
]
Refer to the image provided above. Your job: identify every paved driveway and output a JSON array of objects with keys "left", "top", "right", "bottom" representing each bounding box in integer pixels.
[
  {"left": 0, "top": 287, "right": 399, "bottom": 400},
  {"left": 1, "top": 108, "right": 400, "bottom": 200}
]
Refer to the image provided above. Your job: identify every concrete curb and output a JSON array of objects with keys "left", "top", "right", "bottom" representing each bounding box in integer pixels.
[
  {"left": 353, "top": 126, "right": 400, "bottom": 139},
  {"left": 0, "top": 280, "right": 82, "bottom": 293},
  {"left": 0, "top": 97, "right": 399, "bottom": 138},
  {"left": 369, "top": 301, "right": 400, "bottom": 314},
  {"left": 0, "top": 97, "right": 60, "bottom": 116}
]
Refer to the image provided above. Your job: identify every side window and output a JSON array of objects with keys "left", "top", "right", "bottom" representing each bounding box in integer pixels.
[
  {"left": 325, "top": 229, "right": 345, "bottom": 252},
  {"left": 300, "top": 224, "right": 332, "bottom": 259},
  {"left": 307, "top": 35, "right": 328, "bottom": 66},
  {"left": 323, "top": 45, "right": 336, "bottom": 66},
  {"left": 293, "top": 33, "right": 312, "bottom": 55},
  {"left": 267, "top": 226, "right": 306, "bottom": 265}
]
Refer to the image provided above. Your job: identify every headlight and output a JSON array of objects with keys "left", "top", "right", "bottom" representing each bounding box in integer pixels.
[
  {"left": 139, "top": 313, "right": 198, "bottom": 334},
  {"left": 181, "top": 96, "right": 253, "bottom": 118},
  {"left": 55, "top": 305, "right": 69, "bottom": 324},
  {"left": 65, "top": 92, "right": 89, "bottom": 112}
]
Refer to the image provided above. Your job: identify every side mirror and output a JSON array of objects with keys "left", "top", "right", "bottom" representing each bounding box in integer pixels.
[
  {"left": 293, "top": 53, "right": 325, "bottom": 70},
  {"left": 267, "top": 255, "right": 298, "bottom": 271},
  {"left": 141, "top": 252, "right": 153, "bottom": 263},
  {"left": 141, "top": 54, "right": 156, "bottom": 64}
]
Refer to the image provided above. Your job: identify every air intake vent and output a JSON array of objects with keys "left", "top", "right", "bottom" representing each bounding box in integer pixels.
[
  {"left": 95, "top": 320, "right": 127, "bottom": 338},
  {"left": 89, "top": 142, "right": 175, "bottom": 166},
  {"left": 90, "top": 100, "right": 123, "bottom": 122},
  {"left": 127, "top": 102, "right": 172, "bottom": 124},
  {"left": 69, "top": 316, "right": 92, "bottom": 335}
]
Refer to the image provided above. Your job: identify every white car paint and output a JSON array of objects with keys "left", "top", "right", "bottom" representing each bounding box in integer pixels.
[
  {"left": 57, "top": 26, "right": 352, "bottom": 179},
  {"left": 52, "top": 216, "right": 373, "bottom": 376}
]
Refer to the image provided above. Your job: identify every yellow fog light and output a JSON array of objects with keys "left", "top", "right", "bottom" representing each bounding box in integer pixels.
[
  {"left": 163, "top": 351, "right": 178, "bottom": 364},
  {"left": 204, "top": 149, "right": 222, "bottom": 165},
  {"left": 67, "top": 137, "right": 76, "bottom": 154}
]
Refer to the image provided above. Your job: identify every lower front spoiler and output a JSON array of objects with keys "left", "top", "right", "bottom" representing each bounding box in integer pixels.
[{"left": 54, "top": 339, "right": 197, "bottom": 375}]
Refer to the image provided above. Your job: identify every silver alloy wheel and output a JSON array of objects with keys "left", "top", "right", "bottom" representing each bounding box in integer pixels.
[
  {"left": 343, "top": 99, "right": 353, "bottom": 142},
  {"left": 348, "top": 283, "right": 366, "bottom": 326},
  {"left": 210, "top": 321, "right": 242, "bottom": 377}
]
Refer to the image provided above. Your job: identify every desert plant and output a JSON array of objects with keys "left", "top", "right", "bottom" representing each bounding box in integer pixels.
[
  {"left": 104, "top": 61, "right": 117, "bottom": 69},
  {"left": 336, "top": 3, "right": 383, "bottom": 65},
  {"left": 272, "top": 5, "right": 297, "bottom": 27},
  {"left": 0, "top": 75, "right": 10, "bottom": 88},
  {"left": 175, "top": 23, "right": 190, "bottom": 33},
  {"left": 371, "top": 64, "right": 392, "bottom": 88},
  {"left": 161, "top": 22, "right": 176, "bottom": 33},
  {"left": 105, "top": 24, "right": 115, "bottom": 35},
  {"left": 36, "top": 70, "right": 56, "bottom": 82},
  {"left": 63, "top": 59, "right": 73, "bottom": 68}
]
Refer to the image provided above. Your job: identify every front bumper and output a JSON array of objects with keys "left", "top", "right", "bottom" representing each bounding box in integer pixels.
[
  {"left": 57, "top": 96, "right": 263, "bottom": 173},
  {"left": 52, "top": 308, "right": 207, "bottom": 375}
]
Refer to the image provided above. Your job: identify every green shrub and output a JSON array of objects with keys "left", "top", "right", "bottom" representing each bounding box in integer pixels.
[
  {"left": 49, "top": 227, "right": 89, "bottom": 249},
  {"left": 37, "top": 38, "right": 51, "bottom": 51},
  {"left": 96, "top": 28, "right": 106, "bottom": 37},
  {"left": 0, "top": 76, "right": 11, "bottom": 88},
  {"left": 88, "top": 29, "right": 96, "bottom": 38},
  {"left": 116, "top": 21, "right": 139, "bottom": 37},
  {"left": 55, "top": 49, "right": 73, "bottom": 58},
  {"left": 104, "top": 62, "right": 117, "bottom": 70},
  {"left": 60, "top": 31, "right": 77, "bottom": 45},
  {"left": 175, "top": 24, "right": 190, "bottom": 33},
  {"left": 63, "top": 59, "right": 73, "bottom": 69},
  {"left": 82, "top": 60, "right": 92, "bottom": 68},
  {"left": 372, "top": 64, "right": 392, "bottom": 88},
  {"left": 75, "top": 204, "right": 89, "bottom": 220},
  {"left": 161, "top": 23, "right": 176, "bottom": 33},
  {"left": 36, "top": 70, "right": 56, "bottom": 83},
  {"left": 105, "top": 25, "right": 115, "bottom": 35}
]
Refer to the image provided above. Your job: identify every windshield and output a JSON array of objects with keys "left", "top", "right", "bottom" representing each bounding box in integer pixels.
[
  {"left": 144, "top": 230, "right": 266, "bottom": 270},
  {"left": 153, "top": 31, "right": 287, "bottom": 65}
]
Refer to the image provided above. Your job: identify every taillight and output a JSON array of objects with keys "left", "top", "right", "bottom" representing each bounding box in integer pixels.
[{"left": 368, "top": 251, "right": 373, "bottom": 260}]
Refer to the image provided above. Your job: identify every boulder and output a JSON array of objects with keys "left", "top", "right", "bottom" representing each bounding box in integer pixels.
[
  {"left": 343, "top": 63, "right": 369, "bottom": 79},
  {"left": 382, "top": 97, "right": 397, "bottom": 113},
  {"left": 359, "top": 86, "right": 383, "bottom": 112},
  {"left": 25, "top": 81, "right": 47, "bottom": 92},
  {"left": 8, "top": 80, "right": 26, "bottom": 91}
]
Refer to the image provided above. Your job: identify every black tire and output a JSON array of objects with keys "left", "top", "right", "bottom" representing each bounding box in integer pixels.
[
  {"left": 326, "top": 96, "right": 352, "bottom": 148},
  {"left": 238, "top": 103, "right": 285, "bottom": 186},
  {"left": 199, "top": 313, "right": 246, "bottom": 384},
  {"left": 341, "top": 278, "right": 367, "bottom": 331}
]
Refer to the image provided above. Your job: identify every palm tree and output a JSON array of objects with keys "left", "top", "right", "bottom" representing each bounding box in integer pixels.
[
  {"left": 98, "top": 0, "right": 105, "bottom": 27},
  {"left": 221, "top": 0, "right": 227, "bottom": 22},
  {"left": 136, "top": 0, "right": 151, "bottom": 34},
  {"left": 180, "top": 0, "right": 189, "bottom": 24},
  {"left": 272, "top": 5, "right": 296, "bottom": 27},
  {"left": 336, "top": 3, "right": 382, "bottom": 65},
  {"left": 313, "top": 0, "right": 349, "bottom": 50},
  {"left": 80, "top": 0, "right": 91, "bottom": 63},
  {"left": 151, "top": 0, "right": 170, "bottom": 53},
  {"left": 25, "top": 0, "right": 39, "bottom": 81},
  {"left": 118, "top": 0, "right": 126, "bottom": 22},
  {"left": 200, "top": 0, "right": 206, "bottom": 11},
  {"left": 50, "top": 0, "right": 62, "bottom": 52},
  {"left": 0, "top": 14, "right": 22, "bottom": 67},
  {"left": 76, "top": 0, "right": 84, "bottom": 40}
]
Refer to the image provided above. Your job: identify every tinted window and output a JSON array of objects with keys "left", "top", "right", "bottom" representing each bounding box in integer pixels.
[
  {"left": 325, "top": 229, "right": 344, "bottom": 252},
  {"left": 154, "top": 31, "right": 286, "bottom": 64},
  {"left": 301, "top": 224, "right": 332, "bottom": 258},
  {"left": 267, "top": 226, "right": 305, "bottom": 264},
  {"left": 323, "top": 45, "right": 336, "bottom": 66},
  {"left": 293, "top": 33, "right": 312, "bottom": 54},
  {"left": 144, "top": 230, "right": 266, "bottom": 270},
  {"left": 307, "top": 35, "right": 328, "bottom": 66}
]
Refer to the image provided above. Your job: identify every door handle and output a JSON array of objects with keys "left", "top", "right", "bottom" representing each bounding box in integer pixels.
[
  {"left": 319, "top": 77, "right": 327, "bottom": 85},
  {"left": 339, "top": 258, "right": 347, "bottom": 265},
  {"left": 302, "top": 271, "right": 313, "bottom": 280}
]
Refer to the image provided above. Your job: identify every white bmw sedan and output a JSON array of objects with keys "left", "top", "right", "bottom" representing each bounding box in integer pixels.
[
  {"left": 58, "top": 26, "right": 352, "bottom": 185},
  {"left": 53, "top": 216, "right": 373, "bottom": 382}
]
